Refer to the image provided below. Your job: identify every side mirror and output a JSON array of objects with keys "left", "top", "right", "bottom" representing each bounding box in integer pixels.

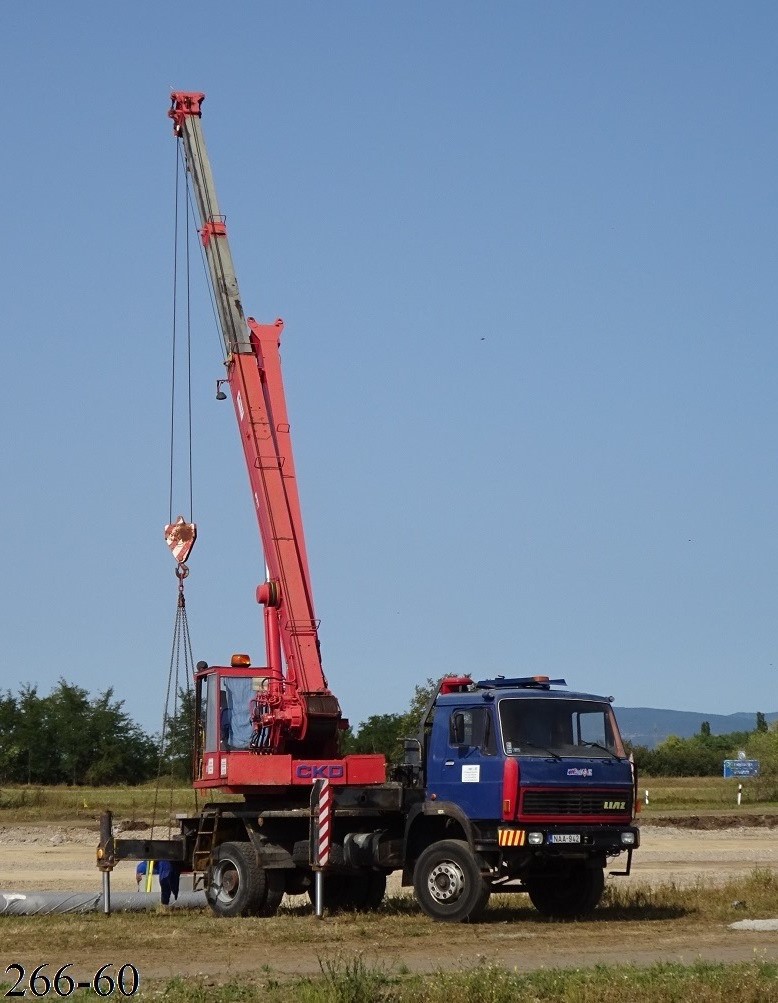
[{"left": 451, "top": 712, "right": 466, "bottom": 746}]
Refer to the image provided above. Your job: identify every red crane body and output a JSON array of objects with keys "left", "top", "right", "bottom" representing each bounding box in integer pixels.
[{"left": 169, "top": 92, "right": 384, "bottom": 792}]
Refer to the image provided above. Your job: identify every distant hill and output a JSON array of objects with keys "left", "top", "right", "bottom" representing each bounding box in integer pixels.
[{"left": 614, "top": 707, "right": 778, "bottom": 749}]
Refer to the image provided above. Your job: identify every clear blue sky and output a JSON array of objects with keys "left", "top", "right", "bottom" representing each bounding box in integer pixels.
[{"left": 2, "top": 3, "right": 776, "bottom": 737}]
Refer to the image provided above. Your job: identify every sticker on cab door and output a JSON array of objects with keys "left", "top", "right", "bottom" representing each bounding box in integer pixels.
[{"left": 461, "top": 765, "right": 480, "bottom": 783}]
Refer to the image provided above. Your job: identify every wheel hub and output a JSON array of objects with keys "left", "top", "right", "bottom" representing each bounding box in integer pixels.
[
  {"left": 427, "top": 860, "right": 466, "bottom": 903},
  {"left": 213, "top": 862, "right": 239, "bottom": 900}
]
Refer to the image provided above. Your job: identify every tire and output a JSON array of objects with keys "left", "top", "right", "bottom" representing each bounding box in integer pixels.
[
  {"left": 256, "top": 869, "right": 285, "bottom": 917},
  {"left": 412, "top": 839, "right": 491, "bottom": 923},
  {"left": 306, "top": 871, "right": 387, "bottom": 913},
  {"left": 206, "top": 841, "right": 274, "bottom": 918},
  {"left": 285, "top": 870, "right": 313, "bottom": 896},
  {"left": 526, "top": 863, "right": 604, "bottom": 918},
  {"left": 361, "top": 871, "right": 387, "bottom": 911}
]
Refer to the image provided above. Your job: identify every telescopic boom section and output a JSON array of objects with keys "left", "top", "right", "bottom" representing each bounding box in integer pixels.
[{"left": 169, "top": 92, "right": 341, "bottom": 754}]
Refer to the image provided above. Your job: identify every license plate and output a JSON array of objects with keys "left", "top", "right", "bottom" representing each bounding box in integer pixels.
[{"left": 548, "top": 833, "right": 581, "bottom": 844}]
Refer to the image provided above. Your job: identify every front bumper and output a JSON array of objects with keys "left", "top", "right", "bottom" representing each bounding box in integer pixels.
[{"left": 494, "top": 824, "right": 640, "bottom": 853}]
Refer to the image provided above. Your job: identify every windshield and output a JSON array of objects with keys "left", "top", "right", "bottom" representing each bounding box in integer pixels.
[{"left": 498, "top": 698, "right": 626, "bottom": 758}]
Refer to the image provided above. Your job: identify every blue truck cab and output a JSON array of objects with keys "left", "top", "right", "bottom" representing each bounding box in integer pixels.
[{"left": 403, "top": 675, "right": 639, "bottom": 921}]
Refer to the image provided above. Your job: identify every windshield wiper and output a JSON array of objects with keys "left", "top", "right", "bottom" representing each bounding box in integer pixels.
[
  {"left": 581, "top": 741, "right": 623, "bottom": 761},
  {"left": 521, "top": 741, "right": 562, "bottom": 761}
]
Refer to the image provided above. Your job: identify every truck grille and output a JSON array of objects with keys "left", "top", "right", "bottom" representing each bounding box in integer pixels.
[{"left": 520, "top": 788, "right": 633, "bottom": 818}]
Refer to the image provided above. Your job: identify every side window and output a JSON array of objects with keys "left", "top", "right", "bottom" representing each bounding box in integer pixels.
[
  {"left": 450, "top": 710, "right": 472, "bottom": 746},
  {"left": 204, "top": 674, "right": 218, "bottom": 752},
  {"left": 449, "top": 708, "right": 496, "bottom": 755},
  {"left": 577, "top": 710, "right": 607, "bottom": 746}
]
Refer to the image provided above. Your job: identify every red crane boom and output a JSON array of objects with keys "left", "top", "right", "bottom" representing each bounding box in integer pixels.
[{"left": 169, "top": 93, "right": 382, "bottom": 786}]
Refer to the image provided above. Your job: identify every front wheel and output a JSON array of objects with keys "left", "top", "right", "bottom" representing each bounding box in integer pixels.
[
  {"left": 206, "top": 841, "right": 283, "bottom": 918},
  {"left": 413, "top": 839, "right": 491, "bottom": 923},
  {"left": 526, "top": 862, "right": 604, "bottom": 918}
]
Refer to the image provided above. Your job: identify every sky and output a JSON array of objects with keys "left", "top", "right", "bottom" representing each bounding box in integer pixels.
[{"left": 1, "top": 3, "right": 776, "bottom": 738}]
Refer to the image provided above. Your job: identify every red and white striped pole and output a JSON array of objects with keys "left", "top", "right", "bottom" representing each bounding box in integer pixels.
[
  {"left": 317, "top": 779, "right": 332, "bottom": 866},
  {"left": 312, "top": 779, "right": 332, "bottom": 918}
]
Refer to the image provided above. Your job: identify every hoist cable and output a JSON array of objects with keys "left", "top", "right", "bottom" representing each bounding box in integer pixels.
[
  {"left": 169, "top": 146, "right": 196, "bottom": 525},
  {"left": 168, "top": 144, "right": 180, "bottom": 526},
  {"left": 150, "top": 582, "right": 198, "bottom": 839},
  {"left": 150, "top": 143, "right": 200, "bottom": 841},
  {"left": 185, "top": 179, "right": 194, "bottom": 521}
]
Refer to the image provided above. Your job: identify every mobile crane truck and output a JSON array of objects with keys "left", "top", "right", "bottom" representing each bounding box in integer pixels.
[{"left": 97, "top": 92, "right": 639, "bottom": 922}]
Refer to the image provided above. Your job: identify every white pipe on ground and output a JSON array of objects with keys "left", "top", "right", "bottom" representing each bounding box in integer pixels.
[{"left": 0, "top": 891, "right": 206, "bottom": 915}]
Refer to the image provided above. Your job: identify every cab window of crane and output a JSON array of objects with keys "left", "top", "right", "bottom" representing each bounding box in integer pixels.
[
  {"left": 203, "top": 676, "right": 218, "bottom": 753},
  {"left": 218, "top": 676, "right": 255, "bottom": 751},
  {"left": 499, "top": 699, "right": 625, "bottom": 758},
  {"left": 449, "top": 708, "right": 496, "bottom": 755}
]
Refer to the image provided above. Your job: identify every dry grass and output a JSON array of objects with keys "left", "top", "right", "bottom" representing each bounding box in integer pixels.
[
  {"left": 638, "top": 775, "right": 778, "bottom": 818},
  {"left": 0, "top": 784, "right": 241, "bottom": 825},
  {"left": 0, "top": 870, "right": 775, "bottom": 957}
]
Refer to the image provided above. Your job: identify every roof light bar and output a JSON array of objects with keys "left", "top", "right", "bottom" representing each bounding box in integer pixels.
[{"left": 475, "top": 676, "right": 568, "bottom": 690}]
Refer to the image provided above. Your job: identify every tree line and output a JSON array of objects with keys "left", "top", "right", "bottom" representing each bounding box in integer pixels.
[
  {"left": 0, "top": 680, "right": 191, "bottom": 786},
  {"left": 0, "top": 677, "right": 775, "bottom": 786},
  {"left": 628, "top": 712, "right": 777, "bottom": 778}
]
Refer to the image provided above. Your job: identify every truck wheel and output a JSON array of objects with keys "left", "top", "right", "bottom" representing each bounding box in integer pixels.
[
  {"left": 307, "top": 872, "right": 386, "bottom": 912},
  {"left": 361, "top": 871, "right": 387, "bottom": 911},
  {"left": 285, "top": 870, "right": 313, "bottom": 896},
  {"left": 255, "top": 869, "right": 285, "bottom": 917},
  {"left": 526, "top": 863, "right": 604, "bottom": 918},
  {"left": 206, "top": 841, "right": 274, "bottom": 918},
  {"left": 413, "top": 839, "right": 491, "bottom": 923}
]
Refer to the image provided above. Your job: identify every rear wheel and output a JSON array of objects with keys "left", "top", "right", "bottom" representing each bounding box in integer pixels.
[
  {"left": 526, "top": 862, "right": 604, "bottom": 917},
  {"left": 413, "top": 839, "right": 491, "bottom": 923},
  {"left": 257, "top": 869, "right": 285, "bottom": 917},
  {"left": 206, "top": 841, "right": 283, "bottom": 918}
]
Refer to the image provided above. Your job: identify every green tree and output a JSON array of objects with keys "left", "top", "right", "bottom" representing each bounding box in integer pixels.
[
  {"left": 744, "top": 729, "right": 778, "bottom": 800},
  {"left": 4, "top": 679, "right": 158, "bottom": 786},
  {"left": 397, "top": 677, "right": 438, "bottom": 738},
  {"left": 700, "top": 721, "right": 711, "bottom": 738},
  {"left": 85, "top": 688, "right": 157, "bottom": 785},
  {"left": 756, "top": 711, "right": 768, "bottom": 733},
  {"left": 345, "top": 677, "right": 439, "bottom": 765},
  {"left": 348, "top": 713, "right": 406, "bottom": 758},
  {"left": 16, "top": 684, "right": 59, "bottom": 784},
  {"left": 0, "top": 691, "right": 20, "bottom": 782},
  {"left": 162, "top": 687, "right": 197, "bottom": 782},
  {"left": 49, "top": 680, "right": 94, "bottom": 785}
]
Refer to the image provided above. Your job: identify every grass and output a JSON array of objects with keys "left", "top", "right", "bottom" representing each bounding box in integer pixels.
[
  {"left": 0, "top": 873, "right": 777, "bottom": 999},
  {"left": 0, "top": 783, "right": 242, "bottom": 825},
  {"left": 636, "top": 775, "right": 778, "bottom": 816},
  {"left": 96, "top": 959, "right": 778, "bottom": 1001},
  {"left": 0, "top": 871, "right": 775, "bottom": 953}
]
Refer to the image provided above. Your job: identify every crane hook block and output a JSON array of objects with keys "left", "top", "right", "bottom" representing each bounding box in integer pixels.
[{"left": 164, "top": 515, "right": 197, "bottom": 565}]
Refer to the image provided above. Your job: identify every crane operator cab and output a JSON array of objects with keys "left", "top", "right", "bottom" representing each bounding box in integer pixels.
[{"left": 194, "top": 657, "right": 275, "bottom": 779}]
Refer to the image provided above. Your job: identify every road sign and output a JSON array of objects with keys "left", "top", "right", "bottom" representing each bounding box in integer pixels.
[{"left": 723, "top": 759, "right": 759, "bottom": 778}]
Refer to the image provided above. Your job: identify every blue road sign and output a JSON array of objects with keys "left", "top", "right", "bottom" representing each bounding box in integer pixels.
[{"left": 723, "top": 759, "right": 759, "bottom": 778}]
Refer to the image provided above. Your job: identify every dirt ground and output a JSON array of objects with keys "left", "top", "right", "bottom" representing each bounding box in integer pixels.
[{"left": 1, "top": 820, "right": 778, "bottom": 981}]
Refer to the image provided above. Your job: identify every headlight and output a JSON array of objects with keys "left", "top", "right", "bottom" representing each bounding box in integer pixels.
[
  {"left": 527, "top": 831, "right": 544, "bottom": 845},
  {"left": 620, "top": 831, "right": 636, "bottom": 845}
]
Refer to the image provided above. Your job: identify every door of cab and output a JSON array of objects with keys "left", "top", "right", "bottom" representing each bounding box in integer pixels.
[{"left": 426, "top": 704, "right": 503, "bottom": 820}]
